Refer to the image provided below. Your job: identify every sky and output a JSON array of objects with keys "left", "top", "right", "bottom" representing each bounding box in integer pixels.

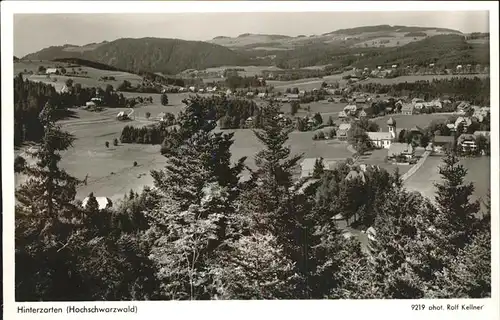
[{"left": 14, "top": 11, "right": 490, "bottom": 57}]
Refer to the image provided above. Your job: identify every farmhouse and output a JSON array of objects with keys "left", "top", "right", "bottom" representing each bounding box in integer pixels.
[
  {"left": 45, "top": 68, "right": 59, "bottom": 75},
  {"left": 91, "top": 97, "right": 102, "bottom": 104},
  {"left": 337, "top": 123, "right": 351, "bottom": 140},
  {"left": 344, "top": 104, "right": 360, "bottom": 116},
  {"left": 338, "top": 111, "right": 348, "bottom": 119},
  {"left": 245, "top": 117, "right": 254, "bottom": 128},
  {"left": 457, "top": 134, "right": 478, "bottom": 153},
  {"left": 432, "top": 135, "right": 455, "bottom": 153},
  {"left": 388, "top": 143, "right": 414, "bottom": 160},
  {"left": 456, "top": 101, "right": 470, "bottom": 112},
  {"left": 258, "top": 92, "right": 268, "bottom": 99},
  {"left": 446, "top": 123, "right": 456, "bottom": 131},
  {"left": 454, "top": 117, "right": 472, "bottom": 132},
  {"left": 82, "top": 196, "right": 113, "bottom": 210},
  {"left": 246, "top": 92, "right": 255, "bottom": 98},
  {"left": 400, "top": 103, "right": 415, "bottom": 115},
  {"left": 287, "top": 94, "right": 300, "bottom": 101},
  {"left": 85, "top": 101, "right": 96, "bottom": 108}
]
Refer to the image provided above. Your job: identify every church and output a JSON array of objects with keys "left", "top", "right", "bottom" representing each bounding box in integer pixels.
[{"left": 366, "top": 117, "right": 397, "bottom": 149}]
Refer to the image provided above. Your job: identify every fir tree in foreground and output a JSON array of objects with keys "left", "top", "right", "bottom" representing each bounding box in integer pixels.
[
  {"left": 15, "top": 103, "right": 160, "bottom": 301},
  {"left": 15, "top": 102, "right": 82, "bottom": 300},
  {"left": 433, "top": 151, "right": 481, "bottom": 251},
  {"left": 147, "top": 97, "right": 246, "bottom": 299}
]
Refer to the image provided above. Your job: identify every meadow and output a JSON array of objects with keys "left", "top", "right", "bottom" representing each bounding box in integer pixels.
[
  {"left": 16, "top": 91, "right": 354, "bottom": 204},
  {"left": 280, "top": 100, "right": 346, "bottom": 120}
]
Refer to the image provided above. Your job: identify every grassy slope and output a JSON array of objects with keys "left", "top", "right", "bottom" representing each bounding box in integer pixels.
[{"left": 15, "top": 60, "right": 143, "bottom": 90}]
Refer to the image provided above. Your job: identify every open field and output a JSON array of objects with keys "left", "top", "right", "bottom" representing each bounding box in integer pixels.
[
  {"left": 404, "top": 155, "right": 490, "bottom": 211},
  {"left": 373, "top": 114, "right": 451, "bottom": 130},
  {"left": 268, "top": 73, "right": 351, "bottom": 91},
  {"left": 16, "top": 97, "right": 353, "bottom": 204},
  {"left": 215, "top": 129, "right": 353, "bottom": 172},
  {"left": 196, "top": 65, "right": 284, "bottom": 77},
  {"left": 280, "top": 101, "right": 346, "bottom": 118}
]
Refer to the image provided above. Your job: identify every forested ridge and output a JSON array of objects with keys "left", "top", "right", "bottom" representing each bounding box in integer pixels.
[{"left": 353, "top": 77, "right": 490, "bottom": 105}]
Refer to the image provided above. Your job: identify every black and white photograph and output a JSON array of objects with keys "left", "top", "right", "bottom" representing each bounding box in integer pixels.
[{"left": 2, "top": 2, "right": 499, "bottom": 319}]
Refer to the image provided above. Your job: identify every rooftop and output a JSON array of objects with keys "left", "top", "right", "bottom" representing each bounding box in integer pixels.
[{"left": 367, "top": 132, "right": 392, "bottom": 140}]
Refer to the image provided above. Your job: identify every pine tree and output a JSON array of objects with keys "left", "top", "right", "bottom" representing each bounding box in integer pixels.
[
  {"left": 365, "top": 190, "right": 436, "bottom": 298},
  {"left": 327, "top": 116, "right": 334, "bottom": 126},
  {"left": 147, "top": 98, "right": 245, "bottom": 299},
  {"left": 433, "top": 151, "right": 481, "bottom": 251},
  {"left": 429, "top": 223, "right": 490, "bottom": 298},
  {"left": 241, "top": 103, "right": 321, "bottom": 297},
  {"left": 15, "top": 102, "right": 82, "bottom": 300},
  {"left": 209, "top": 232, "right": 301, "bottom": 299},
  {"left": 312, "top": 157, "right": 324, "bottom": 179},
  {"left": 85, "top": 192, "right": 100, "bottom": 213},
  {"left": 250, "top": 103, "right": 303, "bottom": 216},
  {"left": 161, "top": 93, "right": 169, "bottom": 106}
]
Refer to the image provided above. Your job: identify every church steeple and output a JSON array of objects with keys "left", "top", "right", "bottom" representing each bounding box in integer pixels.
[{"left": 387, "top": 117, "right": 396, "bottom": 139}]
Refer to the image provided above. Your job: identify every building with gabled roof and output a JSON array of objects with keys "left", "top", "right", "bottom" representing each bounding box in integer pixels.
[
  {"left": 388, "top": 143, "right": 414, "bottom": 159},
  {"left": 367, "top": 132, "right": 393, "bottom": 149}
]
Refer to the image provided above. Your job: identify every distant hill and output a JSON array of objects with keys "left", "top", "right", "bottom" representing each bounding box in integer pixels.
[
  {"left": 352, "top": 34, "right": 489, "bottom": 68},
  {"left": 22, "top": 38, "right": 253, "bottom": 74},
  {"left": 325, "top": 25, "right": 461, "bottom": 36},
  {"left": 14, "top": 56, "right": 19, "bottom": 61},
  {"left": 210, "top": 25, "right": 463, "bottom": 50},
  {"left": 270, "top": 34, "right": 488, "bottom": 69}
]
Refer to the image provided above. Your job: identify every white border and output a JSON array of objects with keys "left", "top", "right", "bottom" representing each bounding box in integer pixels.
[{"left": 2, "top": 2, "right": 499, "bottom": 320}]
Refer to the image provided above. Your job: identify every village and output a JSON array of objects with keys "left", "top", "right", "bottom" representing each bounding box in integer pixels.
[{"left": 11, "top": 8, "right": 493, "bottom": 305}]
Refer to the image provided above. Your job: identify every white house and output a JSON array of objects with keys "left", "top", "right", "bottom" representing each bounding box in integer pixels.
[
  {"left": 343, "top": 104, "right": 359, "bottom": 115},
  {"left": 337, "top": 123, "right": 351, "bottom": 140},
  {"left": 46, "top": 68, "right": 59, "bottom": 75},
  {"left": 367, "top": 132, "right": 393, "bottom": 149}
]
